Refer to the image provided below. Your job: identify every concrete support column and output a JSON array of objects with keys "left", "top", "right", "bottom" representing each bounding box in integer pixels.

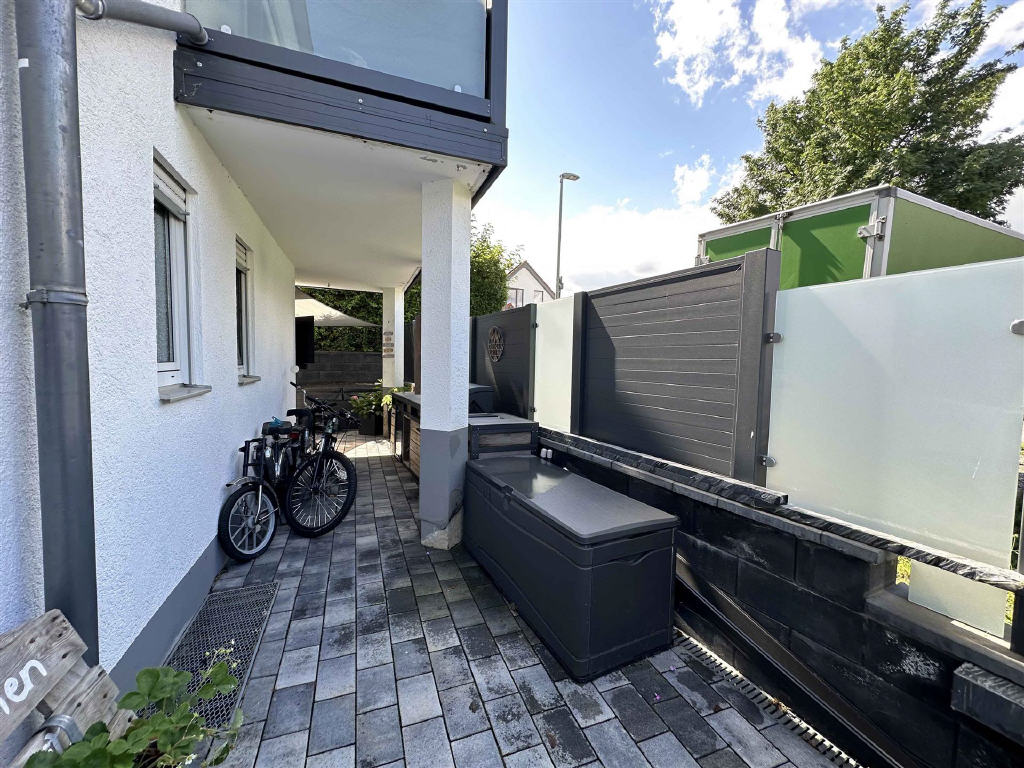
[
  {"left": 418, "top": 178, "right": 471, "bottom": 549},
  {"left": 382, "top": 286, "right": 404, "bottom": 388}
]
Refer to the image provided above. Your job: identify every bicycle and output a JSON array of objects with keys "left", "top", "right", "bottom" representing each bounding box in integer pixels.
[{"left": 216, "top": 383, "right": 359, "bottom": 561}]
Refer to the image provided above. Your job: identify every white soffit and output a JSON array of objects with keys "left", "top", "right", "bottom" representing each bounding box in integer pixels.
[{"left": 186, "top": 108, "right": 491, "bottom": 291}]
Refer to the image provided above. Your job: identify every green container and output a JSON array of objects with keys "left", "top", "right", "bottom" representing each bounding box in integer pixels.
[{"left": 699, "top": 186, "right": 1023, "bottom": 290}]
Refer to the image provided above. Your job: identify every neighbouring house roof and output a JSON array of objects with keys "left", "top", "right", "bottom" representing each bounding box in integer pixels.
[
  {"left": 507, "top": 260, "right": 556, "bottom": 298},
  {"left": 295, "top": 287, "right": 378, "bottom": 327}
]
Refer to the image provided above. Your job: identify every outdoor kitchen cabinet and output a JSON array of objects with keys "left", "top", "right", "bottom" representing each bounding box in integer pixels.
[
  {"left": 464, "top": 456, "right": 677, "bottom": 680},
  {"left": 698, "top": 185, "right": 1023, "bottom": 290}
]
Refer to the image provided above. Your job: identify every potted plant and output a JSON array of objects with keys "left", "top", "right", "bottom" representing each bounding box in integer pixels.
[{"left": 350, "top": 388, "right": 385, "bottom": 436}]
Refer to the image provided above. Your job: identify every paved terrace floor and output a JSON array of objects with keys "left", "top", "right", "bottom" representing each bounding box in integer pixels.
[{"left": 211, "top": 436, "right": 836, "bottom": 768}]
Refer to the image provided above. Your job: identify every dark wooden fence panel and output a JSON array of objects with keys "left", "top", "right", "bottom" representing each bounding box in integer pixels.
[
  {"left": 470, "top": 304, "right": 536, "bottom": 418},
  {"left": 577, "top": 250, "right": 780, "bottom": 482}
]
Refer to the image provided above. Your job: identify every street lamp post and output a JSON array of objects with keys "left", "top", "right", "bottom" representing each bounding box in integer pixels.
[{"left": 556, "top": 172, "right": 579, "bottom": 298}]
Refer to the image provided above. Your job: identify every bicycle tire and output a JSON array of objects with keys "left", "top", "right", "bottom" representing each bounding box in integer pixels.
[
  {"left": 283, "top": 450, "right": 357, "bottom": 537},
  {"left": 217, "top": 483, "right": 278, "bottom": 561}
]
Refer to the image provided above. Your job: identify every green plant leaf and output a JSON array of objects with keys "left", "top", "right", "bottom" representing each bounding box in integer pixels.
[{"left": 117, "top": 691, "right": 148, "bottom": 711}]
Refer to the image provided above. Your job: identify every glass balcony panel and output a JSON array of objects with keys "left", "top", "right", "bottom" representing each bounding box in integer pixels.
[{"left": 186, "top": 0, "right": 487, "bottom": 97}]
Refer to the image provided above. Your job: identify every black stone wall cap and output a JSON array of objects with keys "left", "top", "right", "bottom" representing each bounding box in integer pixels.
[
  {"left": 952, "top": 663, "right": 1024, "bottom": 749},
  {"left": 541, "top": 428, "right": 1024, "bottom": 594}
]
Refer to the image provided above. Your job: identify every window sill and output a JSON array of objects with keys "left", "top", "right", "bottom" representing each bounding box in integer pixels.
[
  {"left": 158, "top": 383, "right": 212, "bottom": 403},
  {"left": 238, "top": 374, "right": 262, "bottom": 386}
]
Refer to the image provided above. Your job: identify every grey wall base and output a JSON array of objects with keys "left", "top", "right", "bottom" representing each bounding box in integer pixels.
[
  {"left": 109, "top": 537, "right": 226, "bottom": 692},
  {"left": 419, "top": 426, "right": 469, "bottom": 549}
]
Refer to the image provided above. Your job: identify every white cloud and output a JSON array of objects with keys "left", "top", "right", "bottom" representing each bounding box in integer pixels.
[
  {"left": 652, "top": 0, "right": 825, "bottom": 106},
  {"left": 475, "top": 159, "right": 745, "bottom": 293},
  {"left": 1003, "top": 187, "right": 1024, "bottom": 231},
  {"left": 978, "top": 0, "right": 1024, "bottom": 59},
  {"left": 980, "top": 67, "right": 1024, "bottom": 139}
]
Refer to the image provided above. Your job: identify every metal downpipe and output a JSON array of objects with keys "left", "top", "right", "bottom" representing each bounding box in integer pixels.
[
  {"left": 15, "top": 0, "right": 100, "bottom": 663},
  {"left": 75, "top": 0, "right": 208, "bottom": 45}
]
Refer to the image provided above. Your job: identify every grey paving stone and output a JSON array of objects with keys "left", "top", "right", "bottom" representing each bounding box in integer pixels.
[
  {"left": 648, "top": 649, "right": 686, "bottom": 673},
  {"left": 220, "top": 720, "right": 263, "bottom": 768},
  {"left": 429, "top": 646, "right": 473, "bottom": 690},
  {"left": 255, "top": 730, "right": 308, "bottom": 768},
  {"left": 698, "top": 747, "right": 747, "bottom": 768},
  {"left": 761, "top": 724, "right": 836, "bottom": 768},
  {"left": 482, "top": 605, "right": 519, "bottom": 637},
  {"left": 470, "top": 655, "right": 517, "bottom": 700},
  {"left": 410, "top": 572, "right": 442, "bottom": 597},
  {"left": 496, "top": 632, "right": 540, "bottom": 671},
  {"left": 423, "top": 616, "right": 460, "bottom": 651},
  {"left": 388, "top": 610, "right": 424, "bottom": 643},
  {"left": 356, "top": 705, "right": 404, "bottom": 768},
  {"left": 592, "top": 669, "right": 629, "bottom": 692},
  {"left": 263, "top": 611, "right": 290, "bottom": 642},
  {"left": 704, "top": 710, "right": 786, "bottom": 768},
  {"left": 439, "top": 682, "right": 490, "bottom": 740},
  {"left": 402, "top": 716, "right": 454, "bottom": 768},
  {"left": 433, "top": 561, "right": 462, "bottom": 582},
  {"left": 533, "top": 707, "right": 596, "bottom": 768},
  {"left": 299, "top": 569, "right": 330, "bottom": 595},
  {"left": 654, "top": 698, "right": 726, "bottom": 759},
  {"left": 397, "top": 672, "right": 442, "bottom": 725},
  {"left": 711, "top": 680, "right": 773, "bottom": 729},
  {"left": 356, "top": 630, "right": 393, "bottom": 670},
  {"left": 554, "top": 680, "right": 614, "bottom": 728},
  {"left": 325, "top": 597, "right": 356, "bottom": 628},
  {"left": 532, "top": 644, "right": 569, "bottom": 684},
  {"left": 386, "top": 586, "right": 418, "bottom": 614},
  {"left": 357, "top": 580, "right": 386, "bottom": 606},
  {"left": 663, "top": 667, "right": 729, "bottom": 716},
  {"left": 602, "top": 684, "right": 668, "bottom": 742},
  {"left": 451, "top": 730, "right": 504, "bottom": 768},
  {"left": 511, "top": 665, "right": 563, "bottom": 715},
  {"left": 321, "top": 623, "right": 356, "bottom": 660},
  {"left": 458, "top": 624, "right": 499, "bottom": 660},
  {"left": 277, "top": 647, "right": 319, "bottom": 689},
  {"left": 470, "top": 582, "right": 504, "bottom": 608},
  {"left": 309, "top": 694, "right": 355, "bottom": 755},
  {"left": 356, "top": 663, "right": 397, "bottom": 713},
  {"left": 240, "top": 675, "right": 275, "bottom": 723},
  {"left": 623, "top": 660, "right": 679, "bottom": 705},
  {"left": 305, "top": 745, "right": 355, "bottom": 768},
  {"left": 264, "top": 682, "right": 314, "bottom": 739},
  {"left": 393, "top": 637, "right": 432, "bottom": 679},
  {"left": 447, "top": 598, "right": 485, "bottom": 628},
  {"left": 272, "top": 588, "right": 297, "bottom": 615},
  {"left": 503, "top": 745, "right": 556, "bottom": 768},
  {"left": 584, "top": 719, "right": 653, "bottom": 768},
  {"left": 416, "top": 592, "right": 450, "bottom": 621},
  {"left": 293, "top": 591, "right": 327, "bottom": 620},
  {"left": 251, "top": 639, "right": 285, "bottom": 679},
  {"left": 638, "top": 732, "right": 701, "bottom": 768},
  {"left": 486, "top": 693, "right": 542, "bottom": 755},
  {"left": 440, "top": 579, "right": 473, "bottom": 603},
  {"left": 316, "top": 654, "right": 356, "bottom": 700},
  {"left": 327, "top": 575, "right": 356, "bottom": 600},
  {"left": 356, "top": 604, "right": 389, "bottom": 635}
]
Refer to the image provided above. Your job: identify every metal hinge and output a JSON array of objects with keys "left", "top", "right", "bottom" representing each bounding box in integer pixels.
[
  {"left": 764, "top": 332, "right": 783, "bottom": 344},
  {"left": 857, "top": 217, "right": 886, "bottom": 240},
  {"left": 758, "top": 455, "right": 776, "bottom": 468}
]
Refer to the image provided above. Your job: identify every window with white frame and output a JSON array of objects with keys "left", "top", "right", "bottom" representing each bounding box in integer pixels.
[
  {"left": 235, "top": 238, "right": 252, "bottom": 374},
  {"left": 507, "top": 288, "right": 524, "bottom": 307},
  {"left": 533, "top": 289, "right": 546, "bottom": 304},
  {"left": 153, "top": 163, "right": 191, "bottom": 387}
]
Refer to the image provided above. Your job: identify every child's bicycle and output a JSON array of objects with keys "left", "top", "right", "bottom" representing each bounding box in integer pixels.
[{"left": 217, "top": 383, "right": 359, "bottom": 561}]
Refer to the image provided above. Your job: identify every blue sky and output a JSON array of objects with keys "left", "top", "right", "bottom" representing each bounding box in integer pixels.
[{"left": 474, "top": 0, "right": 1024, "bottom": 292}]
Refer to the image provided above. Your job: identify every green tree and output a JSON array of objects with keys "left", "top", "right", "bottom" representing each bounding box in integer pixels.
[
  {"left": 304, "top": 220, "right": 519, "bottom": 351},
  {"left": 713, "top": 1, "right": 1024, "bottom": 224}
]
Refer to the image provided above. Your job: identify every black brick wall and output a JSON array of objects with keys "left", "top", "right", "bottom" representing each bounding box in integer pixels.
[
  {"left": 297, "top": 351, "right": 382, "bottom": 385},
  {"left": 552, "top": 449, "right": 1024, "bottom": 768}
]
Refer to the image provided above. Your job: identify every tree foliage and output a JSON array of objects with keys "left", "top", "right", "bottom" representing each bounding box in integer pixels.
[
  {"left": 713, "top": 1, "right": 1024, "bottom": 224},
  {"left": 304, "top": 220, "right": 520, "bottom": 351}
]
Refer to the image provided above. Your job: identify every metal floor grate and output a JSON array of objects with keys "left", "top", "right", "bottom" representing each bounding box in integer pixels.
[
  {"left": 163, "top": 582, "right": 278, "bottom": 728},
  {"left": 675, "top": 634, "right": 861, "bottom": 767}
]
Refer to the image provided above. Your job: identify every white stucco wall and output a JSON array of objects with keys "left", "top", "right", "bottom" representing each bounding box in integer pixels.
[
  {"left": 508, "top": 263, "right": 554, "bottom": 307},
  {"left": 1, "top": 3, "right": 296, "bottom": 671},
  {"left": 533, "top": 297, "right": 575, "bottom": 432}
]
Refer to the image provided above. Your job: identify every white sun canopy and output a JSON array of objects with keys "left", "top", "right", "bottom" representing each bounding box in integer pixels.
[{"left": 295, "top": 287, "right": 377, "bottom": 327}]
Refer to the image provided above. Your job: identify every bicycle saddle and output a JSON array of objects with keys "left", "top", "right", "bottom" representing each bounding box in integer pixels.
[{"left": 261, "top": 420, "right": 295, "bottom": 438}]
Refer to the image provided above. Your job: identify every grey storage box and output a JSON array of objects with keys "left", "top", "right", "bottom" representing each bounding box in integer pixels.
[
  {"left": 468, "top": 413, "right": 538, "bottom": 458},
  {"left": 464, "top": 456, "right": 677, "bottom": 680}
]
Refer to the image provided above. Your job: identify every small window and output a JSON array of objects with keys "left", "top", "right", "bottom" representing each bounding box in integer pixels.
[
  {"left": 235, "top": 238, "right": 252, "bottom": 373},
  {"left": 153, "top": 164, "right": 190, "bottom": 387},
  {"left": 533, "top": 289, "right": 546, "bottom": 304},
  {"left": 507, "top": 288, "right": 524, "bottom": 307}
]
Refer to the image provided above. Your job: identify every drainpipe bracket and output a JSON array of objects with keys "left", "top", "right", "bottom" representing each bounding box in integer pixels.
[{"left": 21, "top": 288, "right": 89, "bottom": 308}]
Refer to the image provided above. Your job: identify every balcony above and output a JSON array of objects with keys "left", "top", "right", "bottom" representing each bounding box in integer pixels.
[{"left": 175, "top": 0, "right": 507, "bottom": 185}]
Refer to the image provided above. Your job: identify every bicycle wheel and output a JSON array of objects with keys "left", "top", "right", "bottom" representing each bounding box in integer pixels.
[
  {"left": 284, "top": 450, "right": 357, "bottom": 537},
  {"left": 218, "top": 484, "right": 278, "bottom": 561}
]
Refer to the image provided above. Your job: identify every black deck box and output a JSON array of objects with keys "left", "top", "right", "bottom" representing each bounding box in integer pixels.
[{"left": 464, "top": 456, "right": 677, "bottom": 680}]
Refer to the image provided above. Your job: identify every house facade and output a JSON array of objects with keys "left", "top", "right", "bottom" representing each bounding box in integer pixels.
[
  {"left": 0, "top": 0, "right": 506, "bottom": 691},
  {"left": 506, "top": 260, "right": 556, "bottom": 308}
]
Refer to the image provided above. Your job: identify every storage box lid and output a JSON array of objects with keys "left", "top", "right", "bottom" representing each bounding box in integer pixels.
[{"left": 468, "top": 456, "right": 677, "bottom": 545}]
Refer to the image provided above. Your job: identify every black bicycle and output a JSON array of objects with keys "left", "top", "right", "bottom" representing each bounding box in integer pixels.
[{"left": 217, "top": 383, "right": 359, "bottom": 561}]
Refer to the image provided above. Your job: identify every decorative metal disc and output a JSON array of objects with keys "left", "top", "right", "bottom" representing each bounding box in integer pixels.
[{"left": 486, "top": 326, "right": 505, "bottom": 363}]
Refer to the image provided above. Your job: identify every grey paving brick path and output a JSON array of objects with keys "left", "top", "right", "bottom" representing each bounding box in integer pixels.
[{"left": 209, "top": 436, "right": 833, "bottom": 768}]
